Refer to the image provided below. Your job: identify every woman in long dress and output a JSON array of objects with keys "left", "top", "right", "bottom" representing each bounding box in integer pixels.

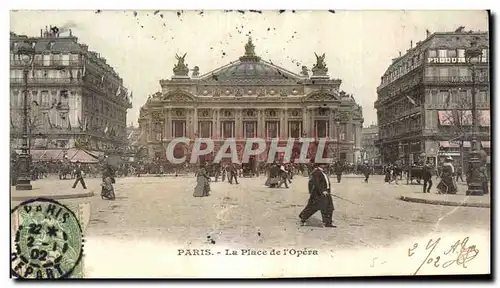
[
  {"left": 437, "top": 157, "right": 457, "bottom": 194},
  {"left": 194, "top": 164, "right": 211, "bottom": 197},
  {"left": 101, "top": 164, "right": 116, "bottom": 200}
]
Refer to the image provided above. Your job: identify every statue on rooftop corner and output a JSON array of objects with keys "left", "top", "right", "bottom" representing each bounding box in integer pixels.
[
  {"left": 192, "top": 66, "right": 200, "bottom": 77},
  {"left": 173, "top": 53, "right": 189, "bottom": 76},
  {"left": 312, "top": 52, "right": 328, "bottom": 76},
  {"left": 245, "top": 37, "right": 256, "bottom": 56},
  {"left": 300, "top": 66, "right": 309, "bottom": 77}
]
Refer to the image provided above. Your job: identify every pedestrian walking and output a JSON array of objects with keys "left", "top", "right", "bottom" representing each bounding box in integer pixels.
[
  {"left": 437, "top": 157, "right": 457, "bottom": 194},
  {"left": 334, "top": 161, "right": 343, "bottom": 183},
  {"left": 277, "top": 165, "right": 289, "bottom": 188},
  {"left": 228, "top": 163, "right": 239, "bottom": 184},
  {"left": 422, "top": 162, "right": 433, "bottom": 193},
  {"left": 72, "top": 161, "right": 87, "bottom": 189},
  {"left": 299, "top": 163, "right": 335, "bottom": 228}
]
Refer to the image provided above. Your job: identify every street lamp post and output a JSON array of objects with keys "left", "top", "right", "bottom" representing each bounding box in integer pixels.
[
  {"left": 465, "top": 41, "right": 484, "bottom": 196},
  {"left": 15, "top": 43, "right": 35, "bottom": 191}
]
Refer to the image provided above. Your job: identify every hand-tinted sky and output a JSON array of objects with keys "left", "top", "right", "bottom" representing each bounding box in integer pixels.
[{"left": 10, "top": 10, "right": 488, "bottom": 127}]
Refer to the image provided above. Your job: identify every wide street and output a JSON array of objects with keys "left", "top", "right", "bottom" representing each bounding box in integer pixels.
[
  {"left": 16, "top": 175, "right": 491, "bottom": 277},
  {"left": 81, "top": 174, "right": 490, "bottom": 247}
]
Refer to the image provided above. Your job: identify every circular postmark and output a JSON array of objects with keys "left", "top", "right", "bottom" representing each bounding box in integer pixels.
[{"left": 11, "top": 198, "right": 83, "bottom": 279}]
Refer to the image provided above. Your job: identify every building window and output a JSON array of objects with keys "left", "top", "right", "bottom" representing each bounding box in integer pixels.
[
  {"left": 288, "top": 121, "right": 302, "bottom": 138},
  {"left": 61, "top": 54, "right": 70, "bottom": 65},
  {"left": 478, "top": 90, "right": 487, "bottom": 103},
  {"left": 482, "top": 49, "right": 488, "bottom": 62},
  {"left": 314, "top": 120, "right": 329, "bottom": 138},
  {"left": 438, "top": 49, "right": 447, "bottom": 58},
  {"left": 221, "top": 121, "right": 235, "bottom": 138},
  {"left": 457, "top": 49, "right": 465, "bottom": 59},
  {"left": 429, "top": 90, "right": 438, "bottom": 105},
  {"left": 41, "top": 91, "right": 49, "bottom": 106},
  {"left": 42, "top": 54, "right": 51, "bottom": 66},
  {"left": 425, "top": 67, "right": 438, "bottom": 77},
  {"left": 458, "top": 67, "right": 469, "bottom": 77},
  {"left": 439, "top": 90, "right": 450, "bottom": 104},
  {"left": 60, "top": 90, "right": 69, "bottom": 105},
  {"left": 265, "top": 121, "right": 279, "bottom": 138},
  {"left": 428, "top": 50, "right": 437, "bottom": 58},
  {"left": 198, "top": 121, "right": 212, "bottom": 138},
  {"left": 155, "top": 122, "right": 162, "bottom": 141},
  {"left": 243, "top": 121, "right": 257, "bottom": 138},
  {"left": 172, "top": 120, "right": 186, "bottom": 138},
  {"left": 438, "top": 67, "right": 449, "bottom": 78},
  {"left": 448, "top": 50, "right": 457, "bottom": 57}
]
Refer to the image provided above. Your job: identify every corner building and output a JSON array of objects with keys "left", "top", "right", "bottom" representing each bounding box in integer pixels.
[
  {"left": 10, "top": 28, "right": 132, "bottom": 153},
  {"left": 375, "top": 29, "right": 490, "bottom": 166},
  {"left": 138, "top": 38, "right": 364, "bottom": 165}
]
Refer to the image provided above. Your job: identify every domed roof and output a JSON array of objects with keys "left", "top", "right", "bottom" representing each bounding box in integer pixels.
[
  {"left": 215, "top": 61, "right": 289, "bottom": 79},
  {"left": 198, "top": 37, "right": 303, "bottom": 82}
]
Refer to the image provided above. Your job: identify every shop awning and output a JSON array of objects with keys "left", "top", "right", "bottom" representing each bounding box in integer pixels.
[
  {"left": 70, "top": 150, "right": 99, "bottom": 163},
  {"left": 481, "top": 141, "right": 491, "bottom": 148}
]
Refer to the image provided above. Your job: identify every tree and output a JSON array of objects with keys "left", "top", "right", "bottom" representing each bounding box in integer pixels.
[{"left": 439, "top": 91, "right": 489, "bottom": 173}]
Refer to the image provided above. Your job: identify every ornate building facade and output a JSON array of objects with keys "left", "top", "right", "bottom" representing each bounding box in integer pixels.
[
  {"left": 361, "top": 125, "right": 380, "bottom": 165},
  {"left": 138, "top": 38, "right": 363, "bottom": 165},
  {"left": 10, "top": 27, "right": 132, "bottom": 153},
  {"left": 375, "top": 29, "right": 490, "bottom": 166}
]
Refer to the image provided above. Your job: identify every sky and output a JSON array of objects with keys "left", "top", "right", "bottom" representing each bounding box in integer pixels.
[{"left": 10, "top": 10, "right": 489, "bottom": 127}]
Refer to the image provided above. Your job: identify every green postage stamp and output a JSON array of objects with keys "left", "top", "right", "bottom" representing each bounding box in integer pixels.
[{"left": 11, "top": 198, "right": 84, "bottom": 279}]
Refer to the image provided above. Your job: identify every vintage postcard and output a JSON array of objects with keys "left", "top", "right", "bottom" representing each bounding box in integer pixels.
[{"left": 9, "top": 9, "right": 491, "bottom": 278}]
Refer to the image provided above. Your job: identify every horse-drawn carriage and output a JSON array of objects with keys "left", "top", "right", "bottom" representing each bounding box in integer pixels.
[{"left": 405, "top": 165, "right": 424, "bottom": 184}]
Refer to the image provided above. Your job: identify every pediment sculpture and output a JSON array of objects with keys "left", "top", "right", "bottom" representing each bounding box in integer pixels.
[
  {"left": 312, "top": 53, "right": 328, "bottom": 76},
  {"left": 256, "top": 88, "right": 265, "bottom": 97},
  {"left": 167, "top": 93, "right": 194, "bottom": 102},
  {"left": 173, "top": 53, "right": 189, "bottom": 76}
]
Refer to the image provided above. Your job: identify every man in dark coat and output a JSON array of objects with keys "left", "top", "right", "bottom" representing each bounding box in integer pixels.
[
  {"left": 72, "top": 161, "right": 87, "bottom": 189},
  {"left": 334, "top": 161, "right": 343, "bottom": 183},
  {"left": 299, "top": 163, "right": 335, "bottom": 227},
  {"left": 362, "top": 161, "right": 371, "bottom": 183},
  {"left": 228, "top": 163, "right": 239, "bottom": 184},
  {"left": 422, "top": 162, "right": 433, "bottom": 193}
]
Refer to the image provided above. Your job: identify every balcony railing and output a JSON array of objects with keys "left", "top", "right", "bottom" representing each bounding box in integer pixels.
[
  {"left": 10, "top": 77, "right": 82, "bottom": 84},
  {"left": 424, "top": 75, "right": 489, "bottom": 84},
  {"left": 11, "top": 60, "right": 80, "bottom": 67}
]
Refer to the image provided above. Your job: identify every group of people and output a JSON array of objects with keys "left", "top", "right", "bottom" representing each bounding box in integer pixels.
[
  {"left": 193, "top": 163, "right": 241, "bottom": 197},
  {"left": 383, "top": 156, "right": 490, "bottom": 195}
]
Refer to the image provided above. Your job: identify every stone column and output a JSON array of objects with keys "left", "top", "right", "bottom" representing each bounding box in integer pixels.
[
  {"left": 283, "top": 108, "right": 288, "bottom": 138},
  {"left": 329, "top": 108, "right": 334, "bottom": 139},
  {"left": 257, "top": 110, "right": 262, "bottom": 138},
  {"left": 193, "top": 107, "right": 198, "bottom": 138},
  {"left": 235, "top": 108, "right": 241, "bottom": 139},
  {"left": 302, "top": 107, "right": 307, "bottom": 137},
  {"left": 260, "top": 109, "right": 266, "bottom": 138},
  {"left": 212, "top": 109, "right": 216, "bottom": 138},
  {"left": 215, "top": 108, "right": 220, "bottom": 138},
  {"left": 165, "top": 108, "right": 171, "bottom": 139},
  {"left": 309, "top": 108, "right": 315, "bottom": 138},
  {"left": 148, "top": 114, "right": 153, "bottom": 142}
]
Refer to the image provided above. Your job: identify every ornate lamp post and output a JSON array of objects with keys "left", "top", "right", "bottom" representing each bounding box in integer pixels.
[
  {"left": 465, "top": 41, "right": 484, "bottom": 196},
  {"left": 15, "top": 43, "right": 35, "bottom": 190}
]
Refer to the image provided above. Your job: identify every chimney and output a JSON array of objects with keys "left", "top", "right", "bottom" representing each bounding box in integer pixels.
[
  {"left": 399, "top": 51, "right": 402, "bottom": 57},
  {"left": 69, "top": 29, "right": 72, "bottom": 37},
  {"left": 410, "top": 40, "right": 413, "bottom": 48},
  {"left": 40, "top": 29, "right": 42, "bottom": 37}
]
